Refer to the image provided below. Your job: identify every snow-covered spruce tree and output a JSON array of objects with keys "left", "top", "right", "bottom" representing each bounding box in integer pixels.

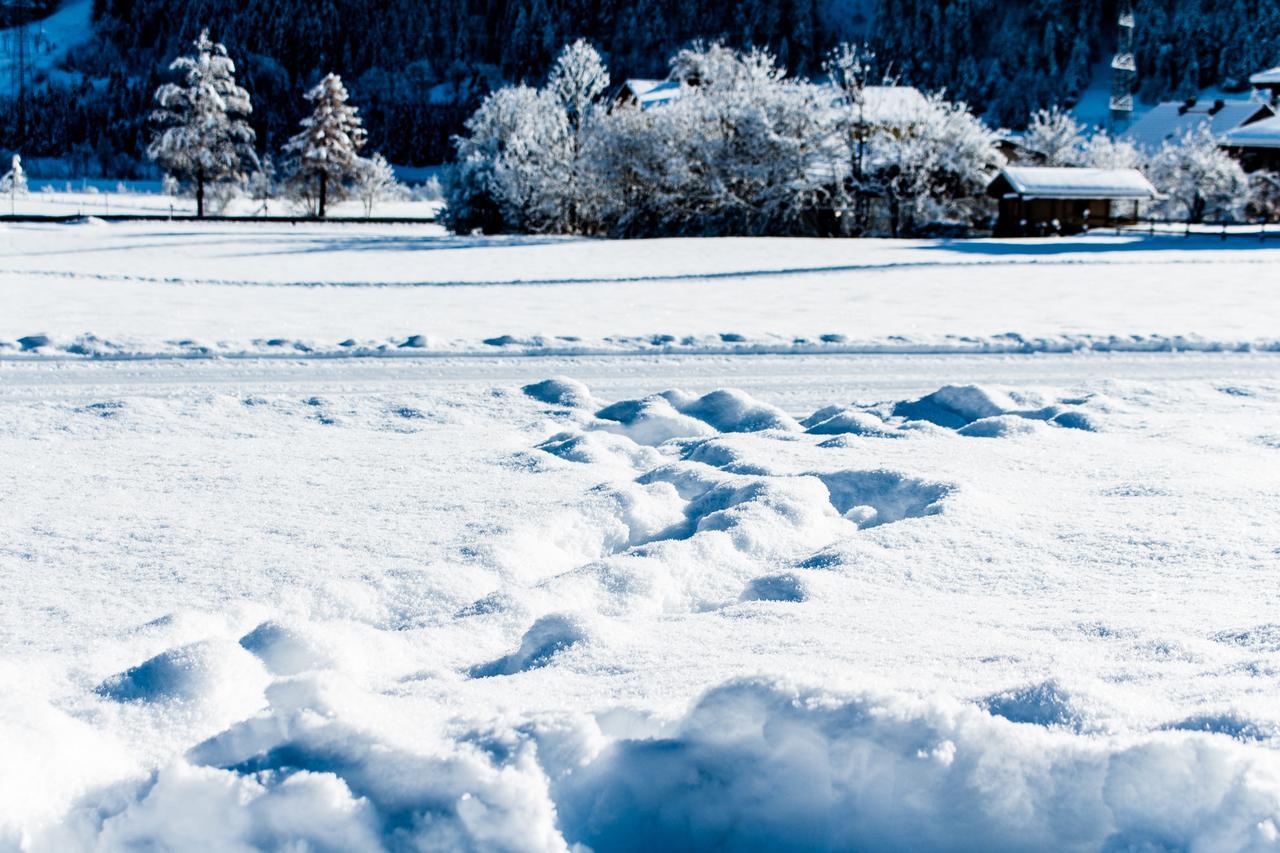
[
  {"left": 353, "top": 152, "right": 402, "bottom": 217},
  {"left": 1022, "top": 106, "right": 1087, "bottom": 167},
  {"left": 282, "top": 73, "right": 368, "bottom": 217},
  {"left": 1147, "top": 125, "right": 1248, "bottom": 223},
  {"left": 147, "top": 30, "right": 257, "bottom": 218}
]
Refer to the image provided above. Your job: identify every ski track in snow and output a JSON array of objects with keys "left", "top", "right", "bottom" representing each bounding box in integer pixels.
[{"left": 3, "top": 361, "right": 1280, "bottom": 850}]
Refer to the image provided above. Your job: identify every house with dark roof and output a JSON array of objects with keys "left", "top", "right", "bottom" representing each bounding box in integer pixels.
[
  {"left": 1222, "top": 115, "right": 1280, "bottom": 171},
  {"left": 1251, "top": 66, "right": 1280, "bottom": 104},
  {"left": 1122, "top": 97, "right": 1274, "bottom": 153},
  {"left": 988, "top": 167, "right": 1160, "bottom": 236}
]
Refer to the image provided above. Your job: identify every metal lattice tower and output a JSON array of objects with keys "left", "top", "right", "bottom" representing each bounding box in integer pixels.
[
  {"left": 3, "top": 0, "right": 40, "bottom": 140},
  {"left": 1109, "top": 0, "right": 1136, "bottom": 132}
]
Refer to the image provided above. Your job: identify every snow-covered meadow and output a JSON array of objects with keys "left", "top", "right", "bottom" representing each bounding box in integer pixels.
[{"left": 2, "top": 223, "right": 1280, "bottom": 850}]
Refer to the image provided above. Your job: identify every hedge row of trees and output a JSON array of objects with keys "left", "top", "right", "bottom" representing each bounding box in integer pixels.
[
  {"left": 446, "top": 40, "right": 1280, "bottom": 237},
  {"left": 446, "top": 42, "right": 1003, "bottom": 238},
  {"left": 147, "top": 32, "right": 400, "bottom": 216}
]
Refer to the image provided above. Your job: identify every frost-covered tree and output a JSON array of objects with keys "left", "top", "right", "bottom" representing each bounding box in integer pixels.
[
  {"left": 1, "top": 154, "right": 27, "bottom": 213},
  {"left": 1246, "top": 171, "right": 1280, "bottom": 222},
  {"left": 1147, "top": 125, "right": 1248, "bottom": 222},
  {"left": 1081, "top": 132, "right": 1142, "bottom": 170},
  {"left": 147, "top": 30, "right": 257, "bottom": 218},
  {"left": 866, "top": 93, "right": 1004, "bottom": 236},
  {"left": 446, "top": 42, "right": 611, "bottom": 234},
  {"left": 246, "top": 154, "right": 277, "bottom": 215},
  {"left": 282, "top": 73, "right": 368, "bottom": 217},
  {"left": 545, "top": 40, "right": 609, "bottom": 231},
  {"left": 353, "top": 152, "right": 402, "bottom": 216},
  {"left": 546, "top": 39, "right": 609, "bottom": 131},
  {"left": 445, "top": 84, "right": 573, "bottom": 233},
  {"left": 1023, "top": 106, "right": 1087, "bottom": 166},
  {"left": 824, "top": 42, "right": 879, "bottom": 230}
]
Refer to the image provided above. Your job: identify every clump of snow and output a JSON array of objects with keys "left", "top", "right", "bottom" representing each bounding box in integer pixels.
[
  {"left": 892, "top": 384, "right": 1018, "bottom": 428},
  {"left": 595, "top": 395, "right": 718, "bottom": 445},
  {"left": 469, "top": 614, "right": 589, "bottom": 678},
  {"left": 813, "top": 469, "right": 952, "bottom": 527},
  {"left": 740, "top": 573, "right": 808, "bottom": 603},
  {"left": 956, "top": 414, "right": 1043, "bottom": 438},
  {"left": 523, "top": 376, "right": 596, "bottom": 408},
  {"left": 95, "top": 640, "right": 268, "bottom": 709},
  {"left": 804, "top": 408, "right": 901, "bottom": 437},
  {"left": 537, "top": 430, "right": 663, "bottom": 470}
]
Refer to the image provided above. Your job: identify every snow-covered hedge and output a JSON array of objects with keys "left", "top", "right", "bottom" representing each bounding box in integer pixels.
[{"left": 445, "top": 41, "right": 1005, "bottom": 238}]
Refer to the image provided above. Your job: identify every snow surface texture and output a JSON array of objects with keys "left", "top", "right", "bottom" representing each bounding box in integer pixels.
[
  {"left": 2, "top": 224, "right": 1280, "bottom": 358},
  {"left": 3, "top": 362, "right": 1280, "bottom": 850}
]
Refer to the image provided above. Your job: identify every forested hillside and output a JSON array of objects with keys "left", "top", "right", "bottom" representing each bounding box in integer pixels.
[{"left": 3, "top": 0, "right": 1279, "bottom": 172}]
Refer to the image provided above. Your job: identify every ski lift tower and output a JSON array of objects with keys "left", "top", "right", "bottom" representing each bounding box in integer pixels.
[
  {"left": 1109, "top": 0, "right": 1136, "bottom": 133},
  {"left": 2, "top": 0, "right": 39, "bottom": 139}
]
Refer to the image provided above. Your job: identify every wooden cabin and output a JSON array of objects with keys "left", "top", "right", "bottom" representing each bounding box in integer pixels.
[
  {"left": 988, "top": 167, "right": 1160, "bottom": 237},
  {"left": 1222, "top": 115, "right": 1280, "bottom": 172}
]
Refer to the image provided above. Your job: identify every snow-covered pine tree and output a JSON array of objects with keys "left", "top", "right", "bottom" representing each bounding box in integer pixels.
[
  {"left": 147, "top": 30, "right": 257, "bottom": 218},
  {"left": 283, "top": 73, "right": 368, "bottom": 217}
]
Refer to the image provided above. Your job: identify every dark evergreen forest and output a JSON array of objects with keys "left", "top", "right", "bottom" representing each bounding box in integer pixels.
[{"left": 3, "top": 0, "right": 1279, "bottom": 173}]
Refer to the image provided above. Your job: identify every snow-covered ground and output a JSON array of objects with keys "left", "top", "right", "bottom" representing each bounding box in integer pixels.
[
  {"left": 3, "top": 228, "right": 1280, "bottom": 850},
  {"left": 2, "top": 222, "right": 1279, "bottom": 358},
  {"left": 2, "top": 181, "right": 443, "bottom": 219}
]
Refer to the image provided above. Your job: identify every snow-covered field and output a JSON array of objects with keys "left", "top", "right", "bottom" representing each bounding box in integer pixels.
[{"left": 3, "top": 226, "right": 1280, "bottom": 850}]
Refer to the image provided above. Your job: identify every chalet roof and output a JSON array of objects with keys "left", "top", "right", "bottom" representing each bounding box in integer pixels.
[
  {"left": 619, "top": 78, "right": 684, "bottom": 108},
  {"left": 1251, "top": 66, "right": 1280, "bottom": 85},
  {"left": 990, "top": 167, "right": 1159, "bottom": 200},
  {"left": 1122, "top": 98, "right": 1273, "bottom": 151},
  {"left": 1223, "top": 115, "right": 1280, "bottom": 149}
]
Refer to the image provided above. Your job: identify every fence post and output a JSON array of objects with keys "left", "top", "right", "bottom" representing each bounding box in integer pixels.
[{"left": 1221, "top": 221, "right": 1227, "bottom": 241}]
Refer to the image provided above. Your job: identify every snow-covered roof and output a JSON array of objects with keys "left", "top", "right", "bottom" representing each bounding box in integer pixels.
[
  {"left": 991, "top": 167, "right": 1159, "bottom": 200},
  {"left": 1251, "top": 66, "right": 1280, "bottom": 85},
  {"left": 1223, "top": 115, "right": 1280, "bottom": 149},
  {"left": 619, "top": 79, "right": 684, "bottom": 109},
  {"left": 1122, "top": 98, "right": 1273, "bottom": 151}
]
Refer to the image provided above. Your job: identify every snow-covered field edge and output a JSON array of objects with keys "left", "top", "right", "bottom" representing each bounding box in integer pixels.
[{"left": 4, "top": 331, "right": 1280, "bottom": 360}]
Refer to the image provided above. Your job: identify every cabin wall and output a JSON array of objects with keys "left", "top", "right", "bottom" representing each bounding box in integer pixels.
[{"left": 995, "top": 197, "right": 1139, "bottom": 237}]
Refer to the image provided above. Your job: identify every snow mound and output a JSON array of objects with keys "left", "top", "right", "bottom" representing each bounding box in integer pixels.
[
  {"left": 555, "top": 678, "right": 1280, "bottom": 852},
  {"left": 523, "top": 376, "right": 596, "bottom": 408},
  {"left": 239, "top": 621, "right": 339, "bottom": 676},
  {"left": 981, "top": 679, "right": 1088, "bottom": 731},
  {"left": 673, "top": 389, "right": 801, "bottom": 433},
  {"left": 595, "top": 396, "right": 717, "bottom": 446},
  {"left": 804, "top": 408, "right": 900, "bottom": 437},
  {"left": 892, "top": 384, "right": 1017, "bottom": 428},
  {"left": 537, "top": 430, "right": 662, "bottom": 469},
  {"left": 814, "top": 470, "right": 952, "bottom": 527},
  {"left": 741, "top": 573, "right": 808, "bottom": 603},
  {"left": 469, "top": 614, "right": 588, "bottom": 678},
  {"left": 1050, "top": 409, "right": 1100, "bottom": 431},
  {"left": 595, "top": 388, "right": 799, "bottom": 445},
  {"left": 95, "top": 640, "right": 269, "bottom": 710},
  {"left": 956, "top": 414, "right": 1043, "bottom": 438}
]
